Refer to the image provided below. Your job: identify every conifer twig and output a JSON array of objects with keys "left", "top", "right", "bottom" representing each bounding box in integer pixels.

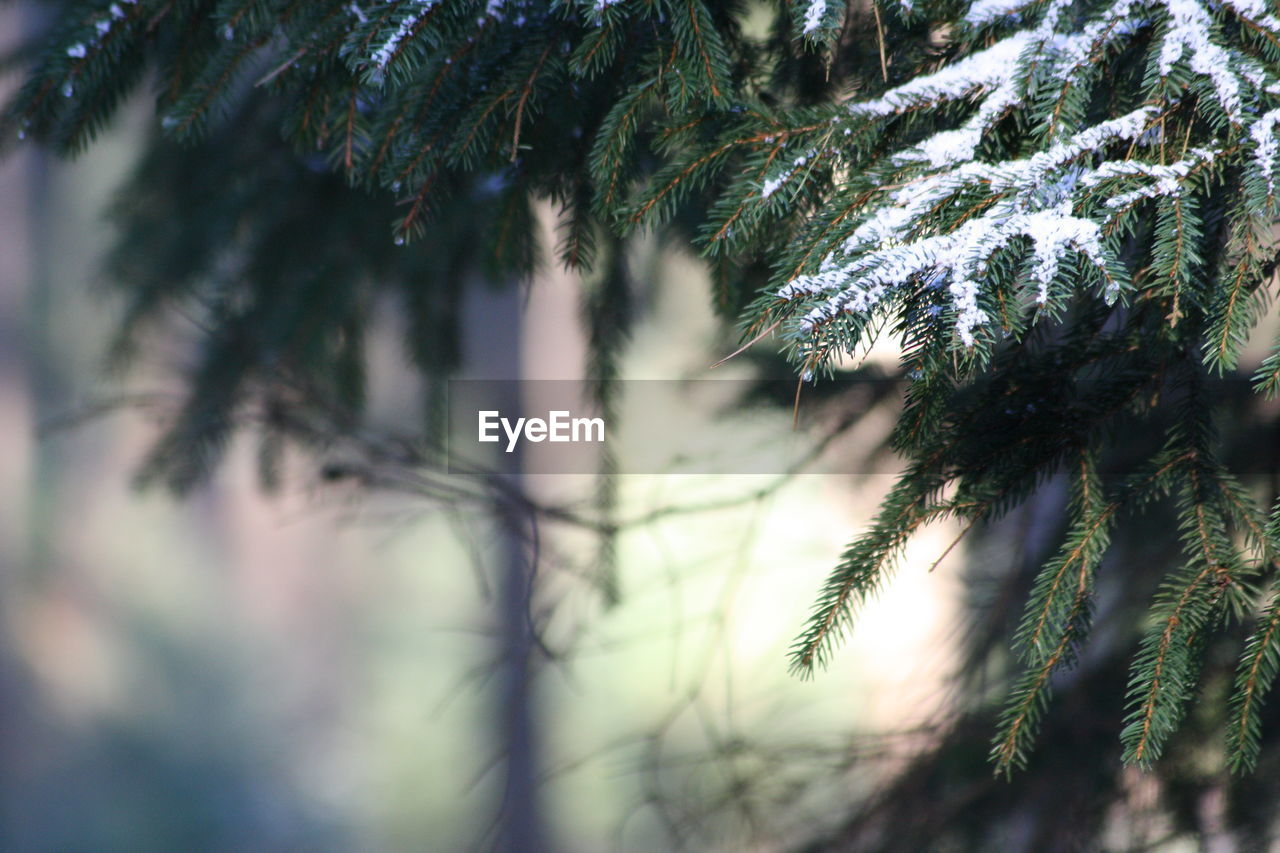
[
  {"left": 710, "top": 318, "right": 783, "bottom": 368},
  {"left": 871, "top": 2, "right": 888, "bottom": 83},
  {"left": 511, "top": 42, "right": 555, "bottom": 161}
]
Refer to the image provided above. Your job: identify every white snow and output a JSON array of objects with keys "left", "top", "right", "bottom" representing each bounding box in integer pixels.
[
  {"left": 851, "top": 32, "right": 1032, "bottom": 119},
  {"left": 371, "top": 1, "right": 437, "bottom": 72},
  {"left": 1223, "top": 0, "right": 1280, "bottom": 34},
  {"left": 761, "top": 152, "right": 813, "bottom": 199},
  {"left": 852, "top": 31, "right": 1042, "bottom": 168},
  {"left": 1086, "top": 147, "right": 1221, "bottom": 210},
  {"left": 802, "top": 0, "right": 828, "bottom": 34},
  {"left": 1251, "top": 110, "right": 1280, "bottom": 201},
  {"left": 761, "top": 175, "right": 787, "bottom": 198},
  {"left": 965, "top": 0, "right": 1034, "bottom": 26},
  {"left": 67, "top": 0, "right": 141, "bottom": 65},
  {"left": 782, "top": 0, "right": 1271, "bottom": 352},
  {"left": 1159, "top": 0, "right": 1244, "bottom": 118}
]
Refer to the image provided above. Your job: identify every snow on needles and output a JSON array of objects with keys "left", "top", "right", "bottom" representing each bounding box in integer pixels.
[
  {"left": 965, "top": 0, "right": 1041, "bottom": 26},
  {"left": 802, "top": 0, "right": 828, "bottom": 34},
  {"left": 850, "top": 32, "right": 1031, "bottom": 123},
  {"left": 371, "top": 0, "right": 437, "bottom": 72},
  {"left": 777, "top": 0, "right": 1279, "bottom": 352},
  {"left": 1159, "top": 0, "right": 1244, "bottom": 118},
  {"left": 1222, "top": 0, "right": 1280, "bottom": 35},
  {"left": 1253, "top": 110, "right": 1280, "bottom": 201},
  {"left": 762, "top": 152, "right": 814, "bottom": 199}
]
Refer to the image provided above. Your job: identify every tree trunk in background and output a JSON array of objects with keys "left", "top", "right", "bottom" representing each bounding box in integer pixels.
[
  {"left": 464, "top": 281, "right": 553, "bottom": 852},
  {"left": 495, "top": 465, "right": 550, "bottom": 853},
  {"left": 0, "top": 5, "right": 47, "bottom": 847}
]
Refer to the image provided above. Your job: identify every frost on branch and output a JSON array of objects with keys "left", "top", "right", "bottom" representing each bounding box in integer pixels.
[
  {"left": 850, "top": 31, "right": 1033, "bottom": 168},
  {"left": 795, "top": 0, "right": 843, "bottom": 43},
  {"left": 802, "top": 0, "right": 828, "bottom": 35},
  {"left": 1251, "top": 109, "right": 1280, "bottom": 208},
  {"left": 773, "top": 0, "right": 1280, "bottom": 364},
  {"left": 365, "top": 0, "right": 439, "bottom": 76}
]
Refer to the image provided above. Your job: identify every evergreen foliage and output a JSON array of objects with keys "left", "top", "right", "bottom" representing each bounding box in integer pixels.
[{"left": 9, "top": 0, "right": 1280, "bottom": 784}]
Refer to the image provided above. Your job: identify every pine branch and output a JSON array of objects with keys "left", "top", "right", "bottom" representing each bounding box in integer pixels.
[
  {"left": 788, "top": 466, "right": 950, "bottom": 675},
  {"left": 992, "top": 451, "right": 1106, "bottom": 775},
  {"left": 1121, "top": 456, "right": 1241, "bottom": 767}
]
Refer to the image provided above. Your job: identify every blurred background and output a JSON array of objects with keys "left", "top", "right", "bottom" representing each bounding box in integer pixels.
[{"left": 0, "top": 5, "right": 965, "bottom": 851}]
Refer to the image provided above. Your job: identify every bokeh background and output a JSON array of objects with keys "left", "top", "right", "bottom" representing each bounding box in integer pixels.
[{"left": 0, "top": 5, "right": 965, "bottom": 850}]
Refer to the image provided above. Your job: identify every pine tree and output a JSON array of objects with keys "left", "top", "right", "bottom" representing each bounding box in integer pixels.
[{"left": 8, "top": 0, "right": 1280, "bottom": 794}]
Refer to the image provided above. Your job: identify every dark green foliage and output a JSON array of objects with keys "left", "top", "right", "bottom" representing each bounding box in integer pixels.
[{"left": 9, "top": 0, "right": 1280, "bottom": 786}]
